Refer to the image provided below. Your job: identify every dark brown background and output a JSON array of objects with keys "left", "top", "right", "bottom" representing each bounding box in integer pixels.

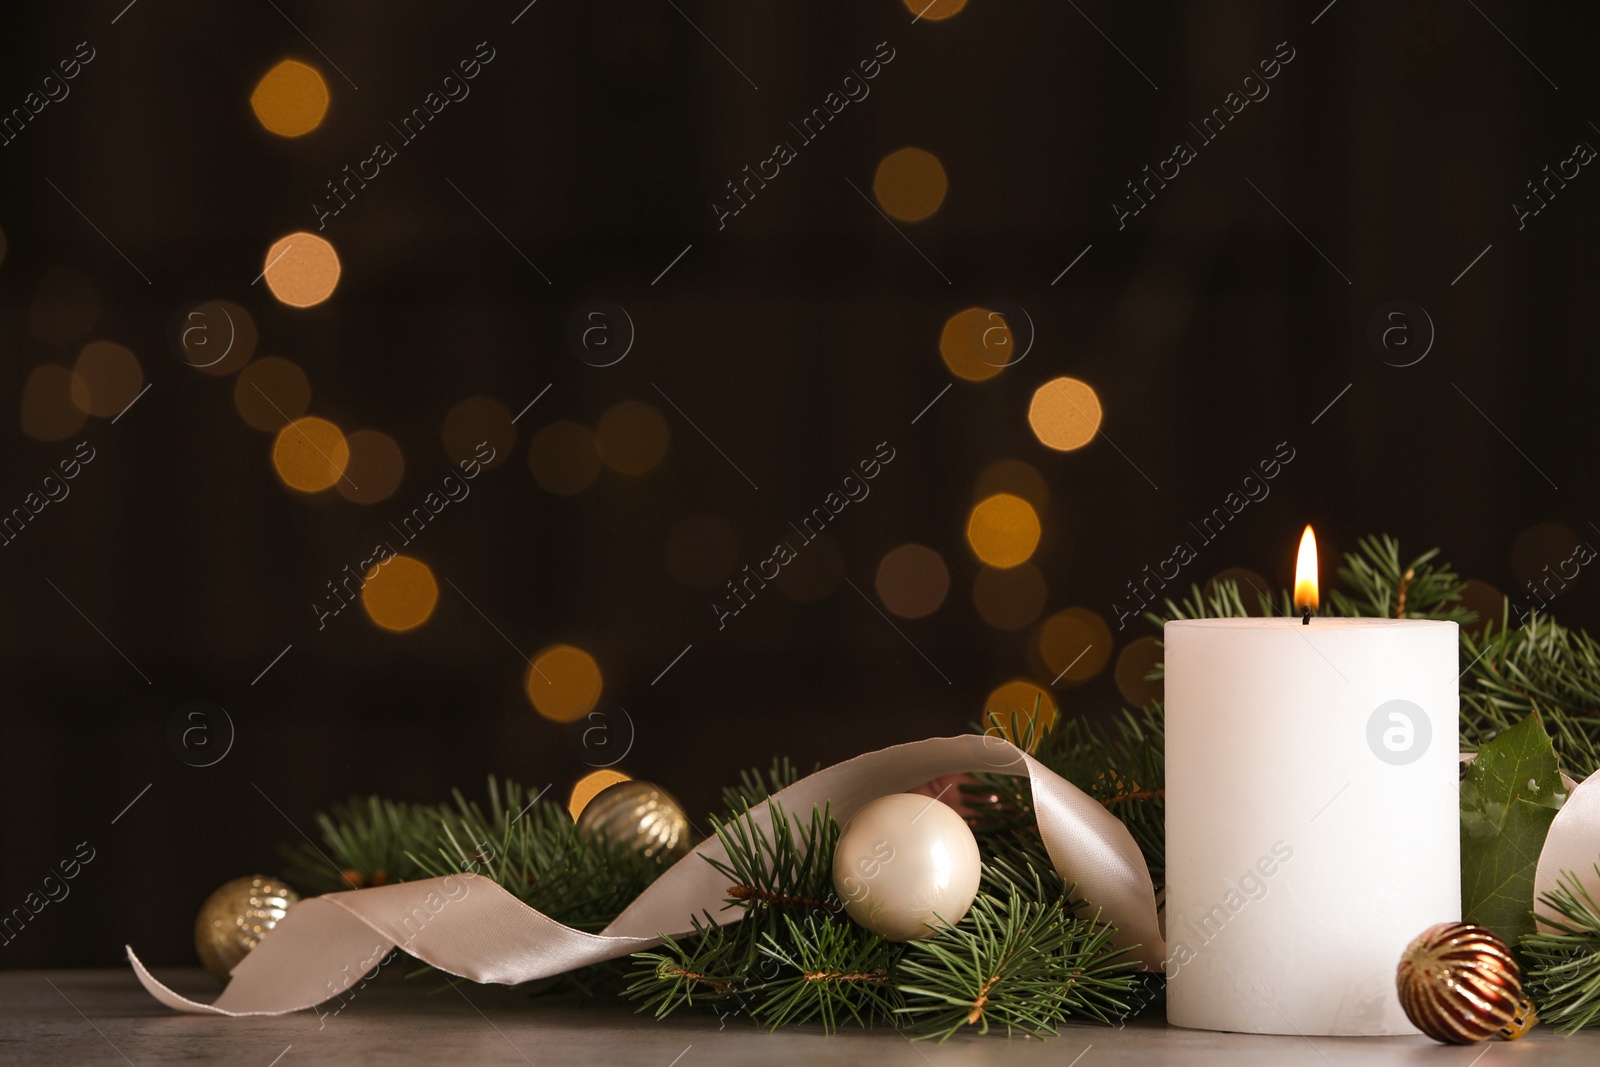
[{"left": 1, "top": 0, "right": 1595, "bottom": 966}]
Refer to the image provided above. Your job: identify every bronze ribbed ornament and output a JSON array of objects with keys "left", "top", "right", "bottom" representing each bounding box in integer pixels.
[{"left": 1396, "top": 922, "right": 1535, "bottom": 1043}]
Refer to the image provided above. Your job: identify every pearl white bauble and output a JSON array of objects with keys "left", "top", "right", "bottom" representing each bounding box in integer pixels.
[{"left": 832, "top": 792, "right": 982, "bottom": 941}]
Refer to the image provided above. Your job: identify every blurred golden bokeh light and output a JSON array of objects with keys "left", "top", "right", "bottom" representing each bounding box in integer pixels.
[
  {"left": 966, "top": 493, "right": 1041, "bottom": 568},
  {"left": 262, "top": 232, "right": 341, "bottom": 308},
  {"left": 939, "top": 307, "right": 1010, "bottom": 382},
  {"left": 984, "top": 680, "right": 1058, "bottom": 745},
  {"left": 235, "top": 356, "right": 311, "bottom": 431},
  {"left": 361, "top": 555, "right": 438, "bottom": 632},
  {"left": 873, "top": 147, "right": 948, "bottom": 222},
  {"left": 70, "top": 342, "right": 143, "bottom": 418},
  {"left": 664, "top": 515, "right": 740, "bottom": 588},
  {"left": 527, "top": 644, "right": 604, "bottom": 723},
  {"left": 569, "top": 769, "right": 632, "bottom": 821},
  {"left": 1460, "top": 579, "right": 1506, "bottom": 636},
  {"left": 1115, "top": 635, "right": 1164, "bottom": 708},
  {"left": 875, "top": 544, "right": 950, "bottom": 619},
  {"left": 21, "top": 365, "right": 87, "bottom": 442},
  {"left": 973, "top": 563, "right": 1047, "bottom": 630},
  {"left": 975, "top": 458, "right": 1049, "bottom": 512},
  {"left": 28, "top": 266, "right": 98, "bottom": 345},
  {"left": 251, "top": 59, "right": 330, "bottom": 137},
  {"left": 902, "top": 0, "right": 968, "bottom": 19},
  {"left": 338, "top": 430, "right": 405, "bottom": 505},
  {"left": 1028, "top": 377, "right": 1102, "bottom": 451},
  {"left": 442, "top": 396, "right": 515, "bottom": 470},
  {"left": 528, "top": 420, "right": 603, "bottom": 495},
  {"left": 272, "top": 416, "right": 350, "bottom": 493},
  {"left": 181, "top": 299, "right": 257, "bottom": 376},
  {"left": 1037, "top": 607, "right": 1113, "bottom": 685},
  {"left": 597, "top": 400, "right": 671, "bottom": 476}
]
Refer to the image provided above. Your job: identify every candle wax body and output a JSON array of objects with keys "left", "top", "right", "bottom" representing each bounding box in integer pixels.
[{"left": 1164, "top": 617, "right": 1459, "bottom": 1036}]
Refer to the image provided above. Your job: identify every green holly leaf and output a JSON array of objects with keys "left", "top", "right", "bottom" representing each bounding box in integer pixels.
[{"left": 1460, "top": 714, "right": 1565, "bottom": 942}]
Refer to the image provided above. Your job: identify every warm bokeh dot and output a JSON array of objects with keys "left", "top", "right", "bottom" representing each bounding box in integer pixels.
[
  {"left": 939, "top": 307, "right": 1011, "bottom": 383},
  {"left": 527, "top": 644, "right": 604, "bottom": 723},
  {"left": 361, "top": 555, "right": 439, "bottom": 633},
  {"left": 975, "top": 458, "right": 1049, "bottom": 512},
  {"left": 984, "top": 680, "right": 1058, "bottom": 747},
  {"left": 262, "top": 232, "right": 341, "bottom": 308},
  {"left": 70, "top": 342, "right": 143, "bottom": 418},
  {"left": 1115, "top": 635, "right": 1164, "bottom": 709},
  {"left": 28, "top": 266, "right": 98, "bottom": 345},
  {"left": 235, "top": 357, "right": 311, "bottom": 432},
  {"left": 973, "top": 563, "right": 1047, "bottom": 630},
  {"left": 272, "top": 416, "right": 350, "bottom": 493},
  {"left": 966, "top": 493, "right": 1041, "bottom": 568},
  {"left": 528, "top": 420, "right": 603, "bottom": 495},
  {"left": 776, "top": 533, "right": 845, "bottom": 604},
  {"left": 1037, "top": 608, "right": 1113, "bottom": 685},
  {"left": 903, "top": 0, "right": 968, "bottom": 19},
  {"left": 873, "top": 147, "right": 948, "bottom": 222},
  {"left": 21, "top": 366, "right": 87, "bottom": 442},
  {"left": 1205, "top": 567, "right": 1271, "bottom": 614},
  {"left": 665, "top": 515, "right": 740, "bottom": 588},
  {"left": 338, "top": 430, "right": 405, "bottom": 505},
  {"left": 251, "top": 59, "right": 330, "bottom": 137},
  {"left": 1028, "top": 377, "right": 1102, "bottom": 451},
  {"left": 1510, "top": 522, "right": 1580, "bottom": 585},
  {"left": 180, "top": 299, "right": 258, "bottom": 376},
  {"left": 442, "top": 396, "right": 515, "bottom": 470},
  {"left": 875, "top": 544, "right": 950, "bottom": 619},
  {"left": 1460, "top": 579, "right": 1506, "bottom": 636},
  {"left": 569, "top": 769, "right": 632, "bottom": 821},
  {"left": 597, "top": 400, "right": 671, "bottom": 476}
]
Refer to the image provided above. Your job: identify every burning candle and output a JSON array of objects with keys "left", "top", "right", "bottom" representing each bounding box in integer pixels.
[{"left": 1164, "top": 526, "right": 1459, "bottom": 1035}]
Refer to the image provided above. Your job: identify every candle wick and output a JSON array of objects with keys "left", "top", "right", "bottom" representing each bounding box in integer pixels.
[{"left": 1301, "top": 607, "right": 1312, "bottom": 626}]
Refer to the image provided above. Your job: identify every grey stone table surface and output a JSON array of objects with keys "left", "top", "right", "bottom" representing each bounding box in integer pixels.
[{"left": 4, "top": 968, "right": 1597, "bottom": 1066}]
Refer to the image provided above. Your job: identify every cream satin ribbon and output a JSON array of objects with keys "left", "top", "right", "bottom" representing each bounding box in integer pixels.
[
  {"left": 1535, "top": 769, "right": 1600, "bottom": 931},
  {"left": 129, "top": 734, "right": 1166, "bottom": 1016}
]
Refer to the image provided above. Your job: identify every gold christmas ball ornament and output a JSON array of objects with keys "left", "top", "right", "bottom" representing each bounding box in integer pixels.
[
  {"left": 194, "top": 875, "right": 300, "bottom": 983},
  {"left": 576, "top": 780, "right": 692, "bottom": 862},
  {"left": 1396, "top": 922, "right": 1535, "bottom": 1044}
]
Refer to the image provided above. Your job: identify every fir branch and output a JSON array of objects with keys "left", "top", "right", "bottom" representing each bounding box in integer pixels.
[
  {"left": 281, "top": 794, "right": 443, "bottom": 894},
  {"left": 1521, "top": 865, "right": 1600, "bottom": 1032},
  {"left": 626, "top": 918, "right": 746, "bottom": 1018},
  {"left": 895, "top": 893, "right": 1137, "bottom": 1040},
  {"left": 703, "top": 800, "right": 842, "bottom": 927},
  {"left": 751, "top": 914, "right": 902, "bottom": 1032},
  {"left": 410, "top": 777, "right": 664, "bottom": 932},
  {"left": 1460, "top": 609, "right": 1600, "bottom": 779},
  {"left": 1329, "top": 535, "right": 1474, "bottom": 621}
]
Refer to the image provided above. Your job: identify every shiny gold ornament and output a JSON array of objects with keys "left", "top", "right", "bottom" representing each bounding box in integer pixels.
[
  {"left": 194, "top": 875, "right": 300, "bottom": 982},
  {"left": 1396, "top": 922, "right": 1535, "bottom": 1043},
  {"left": 576, "top": 780, "right": 691, "bottom": 862}
]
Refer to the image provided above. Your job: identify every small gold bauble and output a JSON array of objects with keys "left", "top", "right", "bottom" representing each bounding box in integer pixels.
[
  {"left": 194, "top": 875, "right": 300, "bottom": 982},
  {"left": 576, "top": 780, "right": 691, "bottom": 862},
  {"left": 1396, "top": 921, "right": 1535, "bottom": 1043}
]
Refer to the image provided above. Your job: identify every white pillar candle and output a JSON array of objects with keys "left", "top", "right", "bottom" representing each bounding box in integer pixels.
[{"left": 1164, "top": 616, "right": 1459, "bottom": 1035}]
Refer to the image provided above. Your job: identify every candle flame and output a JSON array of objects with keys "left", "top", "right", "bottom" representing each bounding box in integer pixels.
[{"left": 1294, "top": 525, "right": 1319, "bottom": 612}]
